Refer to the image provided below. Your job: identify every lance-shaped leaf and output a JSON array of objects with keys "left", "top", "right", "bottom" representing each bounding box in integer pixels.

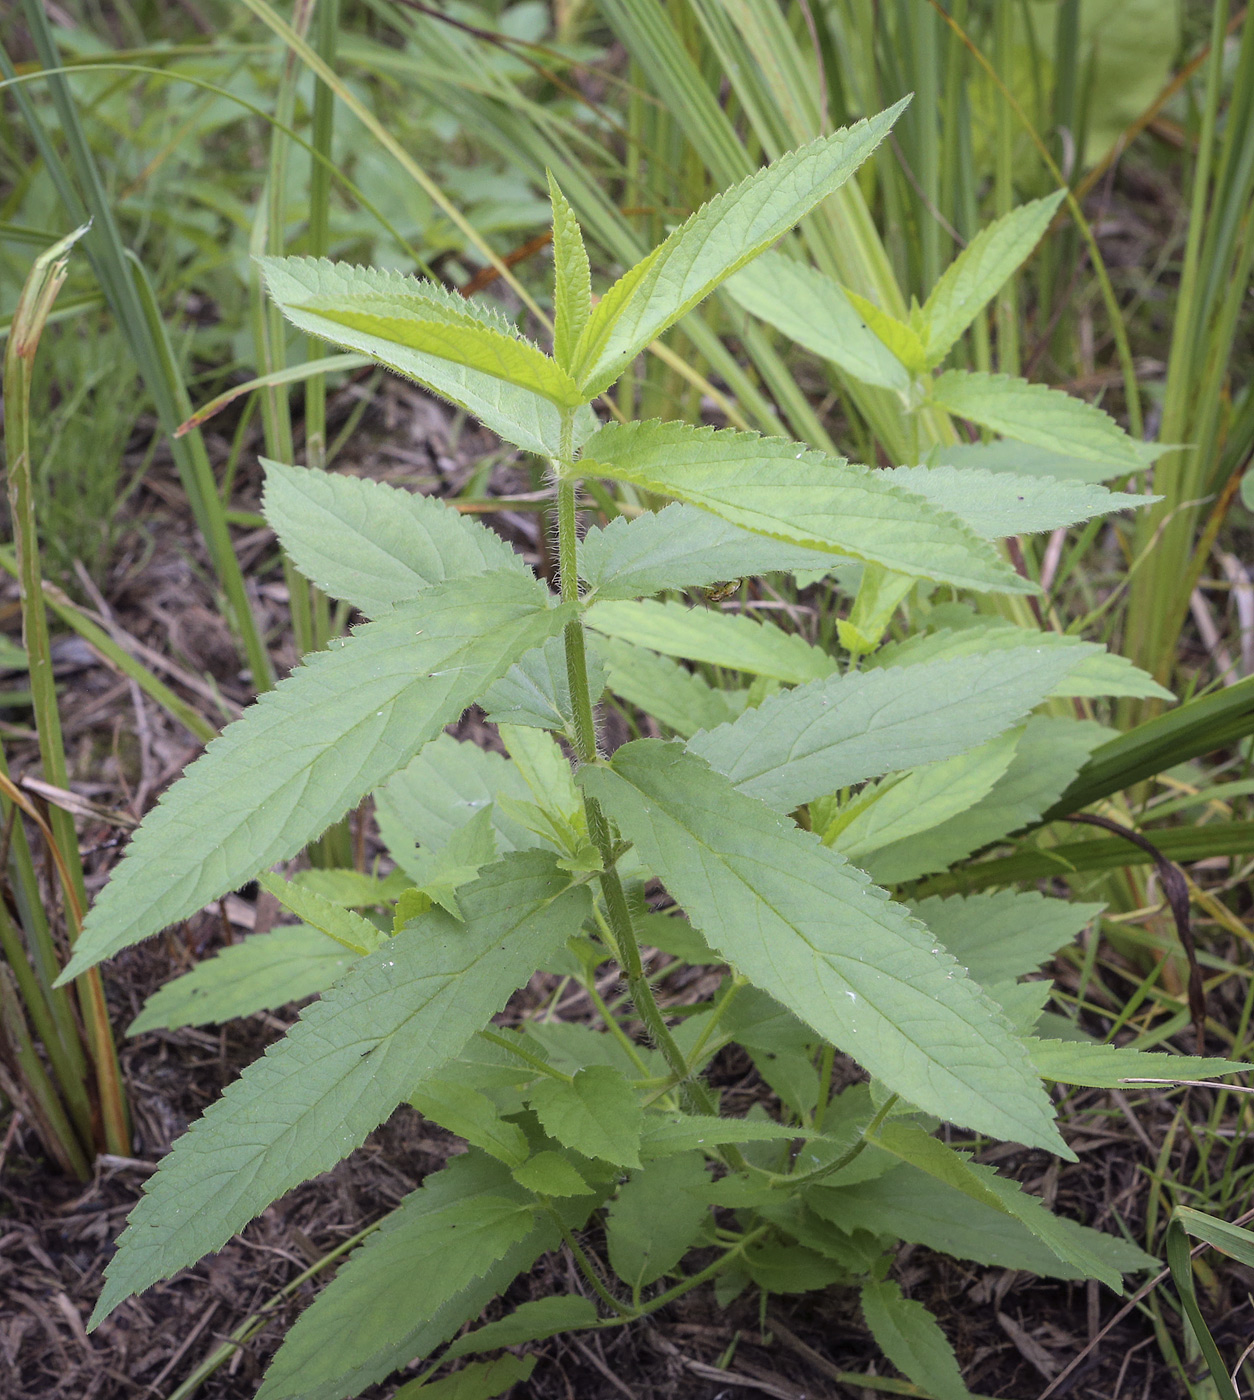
[
  {"left": 686, "top": 644, "right": 1092, "bottom": 812},
  {"left": 261, "top": 257, "right": 596, "bottom": 455},
  {"left": 1028, "top": 1039, "right": 1252, "bottom": 1088},
  {"left": 586, "top": 598, "right": 837, "bottom": 684},
  {"left": 871, "top": 621, "right": 1174, "bottom": 701},
  {"left": 548, "top": 173, "right": 591, "bottom": 372},
  {"left": 578, "top": 501, "right": 843, "bottom": 601},
  {"left": 937, "top": 437, "right": 1132, "bottom": 484},
  {"left": 868, "top": 1122, "right": 1125, "bottom": 1288},
  {"left": 595, "top": 635, "right": 750, "bottom": 738},
  {"left": 570, "top": 100, "right": 908, "bottom": 395},
  {"left": 306, "top": 303, "right": 583, "bottom": 409},
  {"left": 928, "top": 370, "right": 1159, "bottom": 469},
  {"left": 860, "top": 1281, "right": 973, "bottom": 1400},
  {"left": 258, "top": 1149, "right": 598, "bottom": 1400},
  {"left": 128, "top": 926, "right": 356, "bottom": 1035},
  {"left": 61, "top": 572, "right": 571, "bottom": 981},
  {"left": 827, "top": 730, "right": 1022, "bottom": 862},
  {"left": 844, "top": 290, "right": 928, "bottom": 375},
  {"left": 579, "top": 742, "right": 1064, "bottom": 1153},
  {"left": 256, "top": 872, "right": 383, "bottom": 954},
  {"left": 904, "top": 891, "right": 1103, "bottom": 986},
  {"left": 810, "top": 1163, "right": 1153, "bottom": 1279},
  {"left": 865, "top": 715, "right": 1106, "bottom": 883},
  {"left": 580, "top": 420, "right": 1031, "bottom": 594},
  {"left": 920, "top": 193, "right": 1065, "bottom": 367},
  {"left": 90, "top": 852, "right": 592, "bottom": 1328},
  {"left": 882, "top": 464, "right": 1154, "bottom": 539},
  {"left": 725, "top": 252, "right": 911, "bottom": 392},
  {"left": 374, "top": 732, "right": 541, "bottom": 868},
  {"left": 262, "top": 459, "right": 521, "bottom": 618}
]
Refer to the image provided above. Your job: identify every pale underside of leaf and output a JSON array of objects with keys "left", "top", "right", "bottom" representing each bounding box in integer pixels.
[
  {"left": 725, "top": 252, "right": 911, "bottom": 392},
  {"left": 261, "top": 459, "right": 521, "bottom": 618},
  {"left": 127, "top": 925, "right": 355, "bottom": 1035},
  {"left": 585, "top": 597, "right": 836, "bottom": 684},
  {"left": 62, "top": 573, "right": 570, "bottom": 980},
  {"left": 572, "top": 99, "right": 909, "bottom": 395},
  {"left": 90, "top": 852, "right": 592, "bottom": 1328},
  {"left": 882, "top": 464, "right": 1154, "bottom": 540},
  {"left": 302, "top": 304, "right": 584, "bottom": 408},
  {"left": 580, "top": 741, "right": 1064, "bottom": 1152},
  {"left": 580, "top": 419, "right": 1032, "bottom": 593},
  {"left": 260, "top": 257, "right": 595, "bottom": 455},
  {"left": 687, "top": 644, "right": 1091, "bottom": 812},
  {"left": 929, "top": 370, "right": 1156, "bottom": 469},
  {"left": 936, "top": 437, "right": 1134, "bottom": 484},
  {"left": 577, "top": 501, "right": 844, "bottom": 600}
]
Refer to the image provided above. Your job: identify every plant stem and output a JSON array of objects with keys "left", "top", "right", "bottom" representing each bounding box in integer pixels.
[
  {"left": 553, "top": 412, "right": 718, "bottom": 1114},
  {"left": 786, "top": 1093, "right": 899, "bottom": 1188},
  {"left": 549, "top": 1209, "right": 635, "bottom": 1316}
]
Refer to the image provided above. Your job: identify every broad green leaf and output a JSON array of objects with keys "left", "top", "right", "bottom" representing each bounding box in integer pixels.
[
  {"left": 127, "top": 926, "right": 355, "bottom": 1035},
  {"left": 523, "top": 1020, "right": 665, "bottom": 1082},
  {"left": 929, "top": 370, "right": 1157, "bottom": 469},
  {"left": 481, "top": 634, "right": 605, "bottom": 733},
  {"left": 921, "top": 193, "right": 1065, "bottom": 367},
  {"left": 374, "top": 733, "right": 539, "bottom": 874},
  {"left": 306, "top": 303, "right": 584, "bottom": 408},
  {"left": 744, "top": 1240, "right": 847, "bottom": 1293},
  {"left": 869, "top": 1122, "right": 1132, "bottom": 1289},
  {"left": 882, "top": 464, "right": 1153, "bottom": 539},
  {"left": 581, "top": 420, "right": 1031, "bottom": 594},
  {"left": 905, "top": 891, "right": 1103, "bottom": 986},
  {"left": 826, "top": 731, "right": 1022, "bottom": 862},
  {"left": 548, "top": 173, "right": 591, "bottom": 372},
  {"left": 260, "top": 257, "right": 596, "bottom": 456},
  {"left": 256, "top": 872, "right": 383, "bottom": 954},
  {"left": 938, "top": 437, "right": 1133, "bottom": 484},
  {"left": 844, "top": 289, "right": 928, "bottom": 374},
  {"left": 864, "top": 716, "right": 1107, "bottom": 883},
  {"left": 89, "top": 852, "right": 592, "bottom": 1326},
  {"left": 585, "top": 598, "right": 836, "bottom": 684},
  {"left": 261, "top": 459, "right": 521, "bottom": 618},
  {"left": 410, "top": 1079, "right": 530, "bottom": 1168},
  {"left": 510, "top": 1151, "right": 594, "bottom": 1198},
  {"left": 526, "top": 1065, "right": 644, "bottom": 1168},
  {"left": 641, "top": 1113, "right": 810, "bottom": 1156},
  {"left": 290, "top": 868, "right": 410, "bottom": 907},
  {"left": 257, "top": 1151, "right": 584, "bottom": 1400},
  {"left": 725, "top": 252, "right": 911, "bottom": 391},
  {"left": 860, "top": 1281, "right": 973, "bottom": 1400},
  {"left": 579, "top": 742, "right": 1063, "bottom": 1152},
  {"left": 687, "top": 645, "right": 1091, "bottom": 812},
  {"left": 444, "top": 1296, "right": 599, "bottom": 1359},
  {"left": 607, "top": 1151, "right": 711, "bottom": 1289},
  {"left": 394, "top": 1356, "right": 536, "bottom": 1400},
  {"left": 1174, "top": 1207, "right": 1254, "bottom": 1270},
  {"left": 1029, "top": 1039, "right": 1252, "bottom": 1088},
  {"left": 499, "top": 725, "right": 582, "bottom": 830},
  {"left": 872, "top": 621, "right": 1173, "bottom": 701},
  {"left": 62, "top": 573, "right": 571, "bottom": 980},
  {"left": 578, "top": 501, "right": 841, "bottom": 601},
  {"left": 404, "top": 807, "right": 500, "bottom": 919},
  {"left": 838, "top": 565, "right": 915, "bottom": 655},
  {"left": 810, "top": 1163, "right": 1153, "bottom": 1279},
  {"left": 571, "top": 101, "right": 908, "bottom": 395},
  {"left": 596, "top": 635, "right": 750, "bottom": 738},
  {"left": 722, "top": 989, "right": 822, "bottom": 1117}
]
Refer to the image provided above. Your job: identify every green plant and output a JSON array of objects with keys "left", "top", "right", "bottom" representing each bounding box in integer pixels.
[
  {"left": 1, "top": 225, "right": 129, "bottom": 1175},
  {"left": 61, "top": 112, "right": 1247, "bottom": 1398}
]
